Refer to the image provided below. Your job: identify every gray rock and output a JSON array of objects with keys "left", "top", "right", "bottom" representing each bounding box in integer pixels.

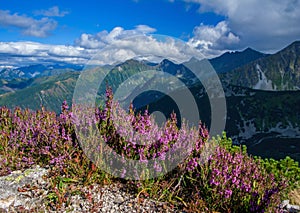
[
  {"left": 281, "top": 200, "right": 290, "bottom": 208},
  {"left": 280, "top": 200, "right": 300, "bottom": 213},
  {"left": 0, "top": 165, "right": 48, "bottom": 211},
  {"left": 0, "top": 166, "right": 176, "bottom": 212},
  {"left": 0, "top": 195, "right": 15, "bottom": 210}
]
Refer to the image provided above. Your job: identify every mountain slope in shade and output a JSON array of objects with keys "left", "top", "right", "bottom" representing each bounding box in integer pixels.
[
  {"left": 221, "top": 41, "right": 300, "bottom": 91},
  {"left": 140, "top": 83, "right": 300, "bottom": 161},
  {"left": 209, "top": 47, "right": 268, "bottom": 73}
]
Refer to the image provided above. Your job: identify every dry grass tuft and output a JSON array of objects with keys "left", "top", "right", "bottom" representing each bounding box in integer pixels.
[{"left": 289, "top": 187, "right": 300, "bottom": 205}]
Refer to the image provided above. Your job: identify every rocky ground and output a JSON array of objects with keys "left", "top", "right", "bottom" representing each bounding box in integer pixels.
[
  {"left": 0, "top": 166, "right": 177, "bottom": 212},
  {"left": 0, "top": 165, "right": 299, "bottom": 212}
]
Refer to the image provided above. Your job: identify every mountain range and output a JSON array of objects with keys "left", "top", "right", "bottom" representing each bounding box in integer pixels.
[
  {"left": 0, "top": 41, "right": 299, "bottom": 161},
  {"left": 0, "top": 63, "right": 83, "bottom": 80},
  {"left": 221, "top": 41, "right": 300, "bottom": 90}
]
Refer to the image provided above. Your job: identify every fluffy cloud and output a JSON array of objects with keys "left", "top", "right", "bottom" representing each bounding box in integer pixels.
[
  {"left": 0, "top": 25, "right": 206, "bottom": 67},
  {"left": 34, "top": 6, "right": 69, "bottom": 17},
  {"left": 188, "top": 21, "right": 239, "bottom": 57},
  {"left": 183, "top": 0, "right": 300, "bottom": 52},
  {"left": 75, "top": 25, "right": 203, "bottom": 64},
  {"left": 0, "top": 10, "right": 57, "bottom": 37},
  {"left": 134, "top": 25, "right": 157, "bottom": 34},
  {"left": 75, "top": 25, "right": 156, "bottom": 49}
]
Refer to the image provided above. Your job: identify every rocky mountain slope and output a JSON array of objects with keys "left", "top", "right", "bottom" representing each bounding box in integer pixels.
[{"left": 221, "top": 41, "right": 300, "bottom": 91}]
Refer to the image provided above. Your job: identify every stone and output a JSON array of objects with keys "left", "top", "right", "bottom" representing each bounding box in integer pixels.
[
  {"left": 0, "top": 195, "right": 15, "bottom": 210},
  {"left": 0, "top": 165, "right": 48, "bottom": 211},
  {"left": 280, "top": 199, "right": 300, "bottom": 213},
  {"left": 281, "top": 200, "right": 290, "bottom": 208}
]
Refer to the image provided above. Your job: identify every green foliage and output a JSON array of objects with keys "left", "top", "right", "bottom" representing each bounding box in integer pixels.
[
  {"left": 217, "top": 132, "right": 300, "bottom": 192},
  {"left": 255, "top": 156, "right": 300, "bottom": 189},
  {"left": 0, "top": 72, "right": 79, "bottom": 113},
  {"left": 217, "top": 131, "right": 248, "bottom": 155}
]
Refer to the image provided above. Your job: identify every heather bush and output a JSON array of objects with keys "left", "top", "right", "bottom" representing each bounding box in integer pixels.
[
  {"left": 0, "top": 106, "right": 74, "bottom": 172},
  {"left": 175, "top": 133, "right": 287, "bottom": 212},
  {"left": 0, "top": 103, "right": 111, "bottom": 207},
  {"left": 85, "top": 86, "right": 200, "bottom": 180},
  {"left": 0, "top": 87, "right": 297, "bottom": 212}
]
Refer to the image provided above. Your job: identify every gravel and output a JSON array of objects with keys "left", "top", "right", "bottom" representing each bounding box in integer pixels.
[{"left": 0, "top": 166, "right": 177, "bottom": 212}]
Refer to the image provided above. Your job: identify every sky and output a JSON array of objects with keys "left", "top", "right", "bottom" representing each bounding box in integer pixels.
[{"left": 0, "top": 0, "right": 300, "bottom": 66}]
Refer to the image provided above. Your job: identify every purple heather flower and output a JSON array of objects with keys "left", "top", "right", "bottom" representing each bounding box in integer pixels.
[
  {"left": 121, "top": 168, "right": 126, "bottom": 179},
  {"left": 224, "top": 189, "right": 232, "bottom": 198},
  {"left": 61, "top": 100, "right": 69, "bottom": 111}
]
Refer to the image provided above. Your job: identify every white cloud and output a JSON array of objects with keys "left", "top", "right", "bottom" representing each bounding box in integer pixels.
[
  {"left": 75, "top": 25, "right": 157, "bottom": 50},
  {"left": 34, "top": 6, "right": 69, "bottom": 17},
  {"left": 0, "top": 41, "right": 90, "bottom": 66},
  {"left": 188, "top": 21, "right": 239, "bottom": 57},
  {"left": 0, "top": 26, "right": 206, "bottom": 67},
  {"left": 182, "top": 0, "right": 300, "bottom": 52},
  {"left": 0, "top": 10, "right": 57, "bottom": 37},
  {"left": 75, "top": 25, "right": 204, "bottom": 65},
  {"left": 135, "top": 25, "right": 157, "bottom": 34}
]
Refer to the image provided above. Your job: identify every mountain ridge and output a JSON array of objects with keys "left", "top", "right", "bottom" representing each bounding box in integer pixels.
[
  {"left": 221, "top": 40, "right": 300, "bottom": 91},
  {"left": 209, "top": 47, "right": 268, "bottom": 73},
  {"left": 0, "top": 63, "right": 83, "bottom": 80}
]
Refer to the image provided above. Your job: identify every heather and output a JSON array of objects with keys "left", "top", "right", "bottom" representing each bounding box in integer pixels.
[{"left": 0, "top": 88, "right": 299, "bottom": 212}]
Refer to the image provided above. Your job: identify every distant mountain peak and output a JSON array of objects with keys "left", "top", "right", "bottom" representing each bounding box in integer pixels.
[
  {"left": 276, "top": 40, "right": 300, "bottom": 54},
  {"left": 159, "top": 58, "right": 176, "bottom": 65},
  {"left": 243, "top": 47, "right": 262, "bottom": 53},
  {"left": 290, "top": 40, "right": 300, "bottom": 46},
  {"left": 244, "top": 47, "right": 253, "bottom": 51},
  {"left": 209, "top": 47, "right": 267, "bottom": 73},
  {"left": 0, "top": 63, "right": 83, "bottom": 80}
]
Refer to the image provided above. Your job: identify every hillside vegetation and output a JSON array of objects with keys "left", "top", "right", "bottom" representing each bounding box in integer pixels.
[{"left": 0, "top": 88, "right": 299, "bottom": 212}]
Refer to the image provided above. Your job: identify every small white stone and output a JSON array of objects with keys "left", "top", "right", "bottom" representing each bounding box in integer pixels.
[
  {"left": 281, "top": 200, "right": 290, "bottom": 208},
  {"left": 0, "top": 195, "right": 16, "bottom": 210},
  {"left": 287, "top": 204, "right": 300, "bottom": 213}
]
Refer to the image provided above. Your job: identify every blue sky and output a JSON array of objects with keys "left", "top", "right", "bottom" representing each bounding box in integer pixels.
[
  {"left": 0, "top": 0, "right": 223, "bottom": 43},
  {"left": 0, "top": 0, "right": 300, "bottom": 66}
]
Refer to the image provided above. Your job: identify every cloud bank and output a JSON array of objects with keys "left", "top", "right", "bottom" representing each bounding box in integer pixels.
[
  {"left": 0, "top": 41, "right": 88, "bottom": 66},
  {"left": 0, "top": 25, "right": 206, "bottom": 67}
]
